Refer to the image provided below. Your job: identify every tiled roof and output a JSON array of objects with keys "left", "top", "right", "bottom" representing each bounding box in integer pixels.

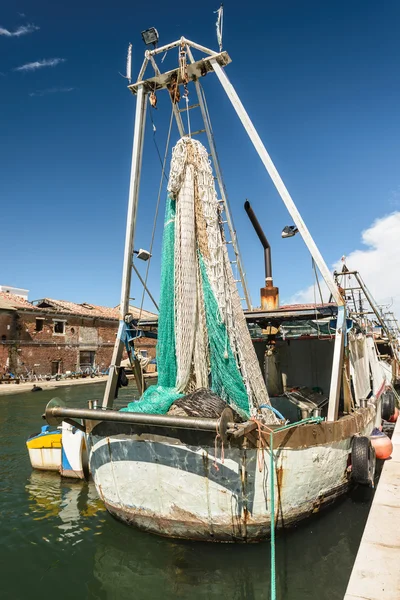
[
  {"left": 128, "top": 304, "right": 158, "bottom": 321},
  {"left": 34, "top": 298, "right": 120, "bottom": 319},
  {"left": 0, "top": 297, "right": 17, "bottom": 311},
  {"left": 0, "top": 292, "right": 157, "bottom": 321},
  {"left": 0, "top": 291, "right": 35, "bottom": 309},
  {"left": 33, "top": 298, "right": 157, "bottom": 321}
]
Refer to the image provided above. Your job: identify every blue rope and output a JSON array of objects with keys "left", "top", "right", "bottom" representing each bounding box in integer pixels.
[
  {"left": 259, "top": 404, "right": 285, "bottom": 421},
  {"left": 270, "top": 431, "right": 276, "bottom": 600}
]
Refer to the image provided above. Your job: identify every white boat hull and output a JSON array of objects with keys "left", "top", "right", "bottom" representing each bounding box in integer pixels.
[
  {"left": 28, "top": 447, "right": 61, "bottom": 471},
  {"left": 89, "top": 405, "right": 378, "bottom": 542}
]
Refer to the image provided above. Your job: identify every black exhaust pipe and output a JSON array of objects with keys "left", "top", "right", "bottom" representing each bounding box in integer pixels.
[{"left": 244, "top": 200, "right": 272, "bottom": 281}]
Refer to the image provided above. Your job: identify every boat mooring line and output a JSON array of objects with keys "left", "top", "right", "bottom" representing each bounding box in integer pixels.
[{"left": 265, "top": 416, "right": 325, "bottom": 600}]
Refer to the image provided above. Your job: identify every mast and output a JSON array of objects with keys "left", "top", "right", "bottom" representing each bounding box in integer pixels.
[{"left": 102, "top": 85, "right": 147, "bottom": 408}]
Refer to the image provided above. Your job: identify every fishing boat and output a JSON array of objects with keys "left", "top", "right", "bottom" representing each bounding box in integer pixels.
[
  {"left": 27, "top": 420, "right": 88, "bottom": 479},
  {"left": 41, "top": 30, "right": 397, "bottom": 543}
]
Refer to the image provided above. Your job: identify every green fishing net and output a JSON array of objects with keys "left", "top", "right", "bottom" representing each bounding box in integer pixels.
[{"left": 121, "top": 195, "right": 250, "bottom": 418}]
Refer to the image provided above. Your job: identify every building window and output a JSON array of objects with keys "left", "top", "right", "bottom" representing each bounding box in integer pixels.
[
  {"left": 35, "top": 318, "right": 44, "bottom": 332},
  {"left": 54, "top": 321, "right": 65, "bottom": 335},
  {"left": 1, "top": 335, "right": 6, "bottom": 342},
  {"left": 80, "top": 351, "right": 95, "bottom": 370}
]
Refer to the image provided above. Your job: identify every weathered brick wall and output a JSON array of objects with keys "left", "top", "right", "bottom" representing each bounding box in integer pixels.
[
  {"left": 0, "top": 344, "right": 9, "bottom": 371},
  {"left": 0, "top": 311, "right": 16, "bottom": 341},
  {"left": 0, "top": 308, "right": 157, "bottom": 374},
  {"left": 96, "top": 346, "right": 116, "bottom": 369},
  {"left": 17, "top": 312, "right": 81, "bottom": 343},
  {"left": 18, "top": 345, "right": 79, "bottom": 375},
  {"left": 0, "top": 311, "right": 17, "bottom": 372},
  {"left": 136, "top": 337, "right": 157, "bottom": 359}
]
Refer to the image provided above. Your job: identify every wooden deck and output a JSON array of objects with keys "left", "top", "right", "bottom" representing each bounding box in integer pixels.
[{"left": 344, "top": 418, "right": 400, "bottom": 599}]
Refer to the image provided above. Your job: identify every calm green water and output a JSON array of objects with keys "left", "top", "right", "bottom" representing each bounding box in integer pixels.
[{"left": 0, "top": 382, "right": 374, "bottom": 600}]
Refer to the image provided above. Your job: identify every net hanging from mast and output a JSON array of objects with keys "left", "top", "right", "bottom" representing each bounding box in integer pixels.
[{"left": 122, "top": 137, "right": 275, "bottom": 421}]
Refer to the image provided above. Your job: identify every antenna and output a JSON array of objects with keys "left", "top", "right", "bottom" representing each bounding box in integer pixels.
[
  {"left": 214, "top": 4, "right": 224, "bottom": 51},
  {"left": 126, "top": 43, "right": 132, "bottom": 83}
]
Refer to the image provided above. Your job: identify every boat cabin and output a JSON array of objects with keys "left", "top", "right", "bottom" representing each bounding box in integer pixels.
[{"left": 246, "top": 303, "right": 352, "bottom": 422}]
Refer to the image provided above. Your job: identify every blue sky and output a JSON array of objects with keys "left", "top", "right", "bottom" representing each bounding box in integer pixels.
[{"left": 1, "top": 1, "right": 400, "bottom": 312}]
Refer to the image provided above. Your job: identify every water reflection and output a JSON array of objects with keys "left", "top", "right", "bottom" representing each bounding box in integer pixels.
[
  {"left": 91, "top": 495, "right": 370, "bottom": 600},
  {"left": 24, "top": 474, "right": 371, "bottom": 599},
  {"left": 26, "top": 471, "right": 105, "bottom": 542}
]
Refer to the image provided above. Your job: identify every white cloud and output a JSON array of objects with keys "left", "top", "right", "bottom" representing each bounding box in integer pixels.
[
  {"left": 287, "top": 281, "right": 329, "bottom": 307},
  {"left": 29, "top": 87, "right": 74, "bottom": 97},
  {"left": 0, "top": 23, "right": 39, "bottom": 37},
  {"left": 14, "top": 58, "right": 66, "bottom": 72},
  {"left": 288, "top": 211, "right": 400, "bottom": 316}
]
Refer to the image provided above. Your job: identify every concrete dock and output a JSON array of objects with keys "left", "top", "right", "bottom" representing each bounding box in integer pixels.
[
  {"left": 0, "top": 372, "right": 157, "bottom": 396},
  {"left": 344, "top": 418, "right": 400, "bottom": 600},
  {"left": 0, "top": 375, "right": 108, "bottom": 396}
]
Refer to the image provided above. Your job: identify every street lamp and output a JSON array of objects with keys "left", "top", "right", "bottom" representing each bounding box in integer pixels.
[
  {"left": 133, "top": 248, "right": 151, "bottom": 261},
  {"left": 141, "top": 27, "right": 159, "bottom": 47},
  {"left": 281, "top": 225, "right": 298, "bottom": 239}
]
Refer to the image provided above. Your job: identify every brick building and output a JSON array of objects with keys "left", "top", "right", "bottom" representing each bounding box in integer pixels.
[{"left": 0, "top": 291, "right": 157, "bottom": 376}]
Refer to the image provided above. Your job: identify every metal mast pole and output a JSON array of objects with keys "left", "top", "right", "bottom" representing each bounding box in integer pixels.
[
  {"left": 103, "top": 84, "right": 147, "bottom": 408},
  {"left": 211, "top": 59, "right": 345, "bottom": 420}
]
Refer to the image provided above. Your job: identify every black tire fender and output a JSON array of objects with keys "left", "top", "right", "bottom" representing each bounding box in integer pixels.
[
  {"left": 381, "top": 390, "right": 396, "bottom": 421},
  {"left": 351, "top": 436, "right": 376, "bottom": 486}
]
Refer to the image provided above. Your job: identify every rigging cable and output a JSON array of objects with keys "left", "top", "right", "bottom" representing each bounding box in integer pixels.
[
  {"left": 312, "top": 257, "right": 324, "bottom": 306},
  {"left": 312, "top": 257, "right": 325, "bottom": 339},
  {"left": 198, "top": 82, "right": 248, "bottom": 301},
  {"left": 137, "top": 105, "right": 175, "bottom": 320},
  {"left": 149, "top": 108, "right": 169, "bottom": 183}
]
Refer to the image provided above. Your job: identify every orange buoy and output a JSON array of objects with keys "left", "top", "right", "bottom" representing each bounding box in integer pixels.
[
  {"left": 388, "top": 407, "right": 399, "bottom": 423},
  {"left": 370, "top": 432, "right": 393, "bottom": 460}
]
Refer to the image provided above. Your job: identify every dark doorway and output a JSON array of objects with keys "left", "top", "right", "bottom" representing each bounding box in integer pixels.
[{"left": 51, "top": 360, "right": 61, "bottom": 376}]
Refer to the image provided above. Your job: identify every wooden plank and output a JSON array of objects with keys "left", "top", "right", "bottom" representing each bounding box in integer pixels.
[{"left": 230, "top": 421, "right": 258, "bottom": 438}]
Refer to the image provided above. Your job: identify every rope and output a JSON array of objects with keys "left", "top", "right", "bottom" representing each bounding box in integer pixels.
[{"left": 259, "top": 404, "right": 285, "bottom": 421}]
